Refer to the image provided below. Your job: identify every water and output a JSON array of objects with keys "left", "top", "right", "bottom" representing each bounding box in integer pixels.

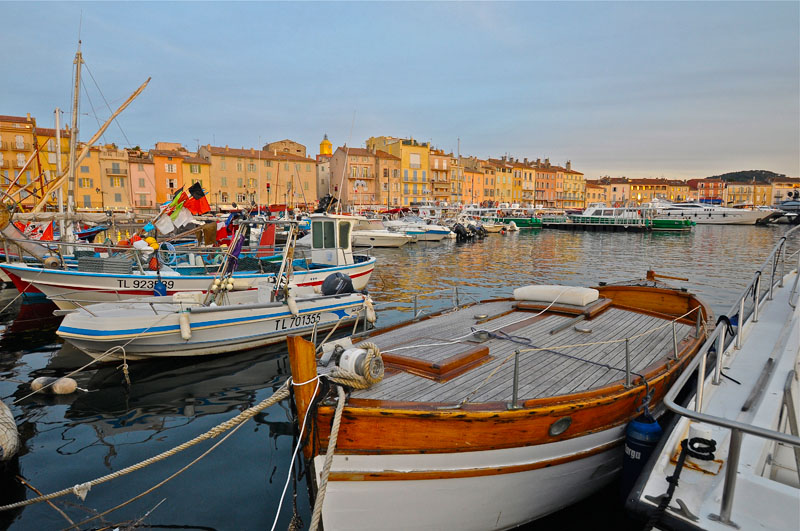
[{"left": 0, "top": 225, "right": 794, "bottom": 530}]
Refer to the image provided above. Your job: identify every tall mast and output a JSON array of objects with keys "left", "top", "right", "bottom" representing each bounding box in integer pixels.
[
  {"left": 67, "top": 42, "right": 82, "bottom": 221},
  {"left": 55, "top": 108, "right": 65, "bottom": 238}
]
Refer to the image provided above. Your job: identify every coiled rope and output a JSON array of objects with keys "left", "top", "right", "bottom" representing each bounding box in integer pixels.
[{"left": 0, "top": 380, "right": 291, "bottom": 512}]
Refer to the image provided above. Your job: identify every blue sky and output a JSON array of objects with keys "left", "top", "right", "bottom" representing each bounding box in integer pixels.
[{"left": 2, "top": 1, "right": 798, "bottom": 179}]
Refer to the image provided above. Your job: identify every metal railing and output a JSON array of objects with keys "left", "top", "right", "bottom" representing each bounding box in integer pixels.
[{"left": 662, "top": 224, "right": 800, "bottom": 526}]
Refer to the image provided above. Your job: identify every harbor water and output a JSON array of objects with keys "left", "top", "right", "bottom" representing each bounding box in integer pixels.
[{"left": 0, "top": 224, "right": 794, "bottom": 530}]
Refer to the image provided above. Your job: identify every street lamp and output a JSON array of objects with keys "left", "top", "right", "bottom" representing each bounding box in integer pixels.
[{"left": 95, "top": 187, "right": 105, "bottom": 210}]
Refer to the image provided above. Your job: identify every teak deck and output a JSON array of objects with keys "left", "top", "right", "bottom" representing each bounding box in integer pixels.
[{"left": 346, "top": 299, "right": 695, "bottom": 404}]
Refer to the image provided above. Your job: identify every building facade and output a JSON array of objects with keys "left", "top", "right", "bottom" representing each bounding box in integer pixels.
[{"left": 366, "top": 136, "right": 430, "bottom": 206}]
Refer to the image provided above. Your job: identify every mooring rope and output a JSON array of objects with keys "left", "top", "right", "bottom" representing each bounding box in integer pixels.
[
  {"left": 0, "top": 380, "right": 291, "bottom": 512},
  {"left": 308, "top": 384, "right": 346, "bottom": 531}
]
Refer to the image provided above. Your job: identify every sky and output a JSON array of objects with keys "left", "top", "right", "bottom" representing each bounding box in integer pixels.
[{"left": 2, "top": 1, "right": 798, "bottom": 179}]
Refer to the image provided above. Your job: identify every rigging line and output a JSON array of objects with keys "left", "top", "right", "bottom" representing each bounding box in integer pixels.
[
  {"left": 83, "top": 61, "right": 132, "bottom": 146},
  {"left": 80, "top": 77, "right": 106, "bottom": 146}
]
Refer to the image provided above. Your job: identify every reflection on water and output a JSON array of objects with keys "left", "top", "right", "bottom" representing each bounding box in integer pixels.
[{"left": 0, "top": 225, "right": 794, "bottom": 529}]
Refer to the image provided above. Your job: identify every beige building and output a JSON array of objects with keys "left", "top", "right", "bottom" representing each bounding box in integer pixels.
[
  {"left": 428, "top": 149, "right": 451, "bottom": 203},
  {"left": 264, "top": 139, "right": 307, "bottom": 158},
  {"left": 329, "top": 146, "right": 401, "bottom": 208},
  {"left": 584, "top": 181, "right": 606, "bottom": 205},
  {"left": 199, "top": 144, "right": 317, "bottom": 209},
  {"left": 97, "top": 144, "right": 132, "bottom": 210},
  {"left": 365, "top": 136, "right": 430, "bottom": 206}
]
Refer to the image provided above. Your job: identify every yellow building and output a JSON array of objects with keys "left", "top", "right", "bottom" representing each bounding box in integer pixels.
[
  {"left": 770, "top": 177, "right": 800, "bottom": 205},
  {"left": 74, "top": 145, "right": 104, "bottom": 210},
  {"left": 428, "top": 148, "right": 451, "bottom": 203},
  {"left": 487, "top": 158, "right": 514, "bottom": 205},
  {"left": 584, "top": 181, "right": 606, "bottom": 205},
  {"left": 95, "top": 144, "right": 133, "bottom": 211},
  {"left": 561, "top": 162, "right": 584, "bottom": 209},
  {"left": 667, "top": 181, "right": 689, "bottom": 202},
  {"left": 366, "top": 136, "right": 430, "bottom": 206}
]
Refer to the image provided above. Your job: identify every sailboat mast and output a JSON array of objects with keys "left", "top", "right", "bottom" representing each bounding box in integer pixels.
[
  {"left": 55, "top": 108, "right": 65, "bottom": 238},
  {"left": 67, "top": 43, "right": 82, "bottom": 219}
]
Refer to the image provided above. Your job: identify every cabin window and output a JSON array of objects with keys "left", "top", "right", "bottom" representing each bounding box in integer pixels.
[
  {"left": 338, "top": 222, "right": 351, "bottom": 248},
  {"left": 312, "top": 221, "right": 336, "bottom": 249}
]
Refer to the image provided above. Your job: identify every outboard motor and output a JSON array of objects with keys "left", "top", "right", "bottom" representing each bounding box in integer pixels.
[
  {"left": 321, "top": 272, "right": 354, "bottom": 295},
  {"left": 621, "top": 412, "right": 663, "bottom": 499}
]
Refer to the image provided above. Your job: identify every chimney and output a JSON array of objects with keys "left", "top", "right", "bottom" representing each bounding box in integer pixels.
[
  {"left": 545, "top": 158, "right": 550, "bottom": 167},
  {"left": 566, "top": 160, "right": 571, "bottom": 171},
  {"left": 536, "top": 158, "right": 541, "bottom": 167},
  {"left": 524, "top": 158, "right": 528, "bottom": 164},
  {"left": 251, "top": 148, "right": 255, "bottom": 154}
]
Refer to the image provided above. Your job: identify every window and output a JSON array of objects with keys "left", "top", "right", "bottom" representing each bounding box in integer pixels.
[
  {"left": 422, "top": 171, "right": 426, "bottom": 181},
  {"left": 312, "top": 221, "right": 336, "bottom": 249},
  {"left": 114, "top": 193, "right": 122, "bottom": 202},
  {"left": 48, "top": 152, "right": 56, "bottom": 164},
  {"left": 15, "top": 135, "right": 24, "bottom": 149},
  {"left": 221, "top": 177, "right": 227, "bottom": 187},
  {"left": 138, "top": 163, "right": 144, "bottom": 171},
  {"left": 338, "top": 222, "right": 350, "bottom": 249},
  {"left": 306, "top": 164, "right": 311, "bottom": 171},
  {"left": 249, "top": 179, "right": 257, "bottom": 188},
  {"left": 137, "top": 194, "right": 148, "bottom": 206},
  {"left": 236, "top": 162, "right": 243, "bottom": 172},
  {"left": 165, "top": 163, "right": 176, "bottom": 173},
  {"left": 82, "top": 195, "right": 91, "bottom": 207},
  {"left": 404, "top": 169, "right": 408, "bottom": 181},
  {"left": 409, "top": 153, "right": 421, "bottom": 169},
  {"left": 138, "top": 178, "right": 146, "bottom": 188},
  {"left": 393, "top": 169, "right": 399, "bottom": 178},
  {"left": 265, "top": 160, "right": 272, "bottom": 167},
  {"left": 413, "top": 170, "right": 418, "bottom": 181},
  {"left": 109, "top": 177, "right": 123, "bottom": 187},
  {"left": 247, "top": 163, "right": 256, "bottom": 172},
  {"left": 236, "top": 193, "right": 246, "bottom": 202},
  {"left": 237, "top": 178, "right": 243, "bottom": 187},
  {"left": 221, "top": 160, "right": 226, "bottom": 170},
  {"left": 190, "top": 164, "right": 200, "bottom": 174},
  {"left": 167, "top": 178, "right": 177, "bottom": 188},
  {"left": 284, "top": 163, "right": 289, "bottom": 170},
  {"left": 221, "top": 192, "right": 229, "bottom": 202},
  {"left": 78, "top": 178, "right": 93, "bottom": 188}
]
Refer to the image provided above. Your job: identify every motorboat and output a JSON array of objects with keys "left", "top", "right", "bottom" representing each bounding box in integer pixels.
[
  {"left": 351, "top": 218, "right": 413, "bottom": 248},
  {"left": 287, "top": 274, "right": 711, "bottom": 530},
  {"left": 56, "top": 223, "right": 377, "bottom": 360},
  {"left": 382, "top": 214, "right": 452, "bottom": 241},
  {"left": 565, "top": 203, "right": 693, "bottom": 231},
  {"left": 1, "top": 214, "right": 376, "bottom": 310},
  {"left": 646, "top": 199, "right": 772, "bottom": 225},
  {"left": 627, "top": 225, "right": 800, "bottom": 530}
]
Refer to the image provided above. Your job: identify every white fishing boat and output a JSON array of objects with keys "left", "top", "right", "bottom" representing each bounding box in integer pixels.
[
  {"left": 628, "top": 225, "right": 800, "bottom": 530},
  {"left": 0, "top": 214, "right": 376, "bottom": 310},
  {"left": 287, "top": 275, "right": 711, "bottom": 530},
  {"left": 56, "top": 223, "right": 377, "bottom": 360},
  {"left": 646, "top": 199, "right": 772, "bottom": 225}
]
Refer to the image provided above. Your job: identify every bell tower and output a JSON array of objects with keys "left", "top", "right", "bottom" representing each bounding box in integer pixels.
[{"left": 319, "top": 134, "right": 332, "bottom": 156}]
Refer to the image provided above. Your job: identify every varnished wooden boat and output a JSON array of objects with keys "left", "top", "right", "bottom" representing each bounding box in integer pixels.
[{"left": 287, "top": 275, "right": 711, "bottom": 530}]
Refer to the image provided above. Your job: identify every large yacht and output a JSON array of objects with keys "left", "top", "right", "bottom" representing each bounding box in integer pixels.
[{"left": 646, "top": 199, "right": 771, "bottom": 224}]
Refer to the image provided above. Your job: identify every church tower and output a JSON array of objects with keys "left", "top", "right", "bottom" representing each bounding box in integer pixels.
[{"left": 319, "top": 134, "right": 332, "bottom": 156}]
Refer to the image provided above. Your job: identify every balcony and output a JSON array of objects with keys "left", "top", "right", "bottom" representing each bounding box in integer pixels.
[
  {"left": 11, "top": 142, "right": 31, "bottom": 151},
  {"left": 105, "top": 168, "right": 128, "bottom": 176}
]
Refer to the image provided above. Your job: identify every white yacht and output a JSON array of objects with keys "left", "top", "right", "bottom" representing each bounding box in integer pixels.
[
  {"left": 627, "top": 225, "right": 800, "bottom": 530},
  {"left": 647, "top": 199, "right": 771, "bottom": 225}
]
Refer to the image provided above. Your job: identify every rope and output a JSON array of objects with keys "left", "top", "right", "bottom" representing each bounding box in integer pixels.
[
  {"left": 326, "top": 342, "right": 384, "bottom": 390},
  {"left": 0, "top": 381, "right": 290, "bottom": 512},
  {"left": 309, "top": 384, "right": 346, "bottom": 531}
]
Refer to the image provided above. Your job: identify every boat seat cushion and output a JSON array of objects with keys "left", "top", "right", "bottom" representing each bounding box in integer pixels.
[{"left": 513, "top": 285, "right": 599, "bottom": 307}]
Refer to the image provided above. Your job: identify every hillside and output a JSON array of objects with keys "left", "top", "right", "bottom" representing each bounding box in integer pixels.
[{"left": 708, "top": 170, "right": 786, "bottom": 183}]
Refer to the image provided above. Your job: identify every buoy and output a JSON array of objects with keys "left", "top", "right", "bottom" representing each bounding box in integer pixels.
[
  {"left": 30, "top": 376, "right": 78, "bottom": 395},
  {"left": 364, "top": 297, "right": 377, "bottom": 323},
  {"left": 153, "top": 280, "right": 167, "bottom": 296},
  {"left": 179, "top": 311, "right": 192, "bottom": 340},
  {"left": 148, "top": 256, "right": 159, "bottom": 271},
  {"left": 287, "top": 295, "right": 299, "bottom": 316},
  {"left": 621, "top": 413, "right": 662, "bottom": 498},
  {"left": 0, "top": 400, "right": 19, "bottom": 461}
]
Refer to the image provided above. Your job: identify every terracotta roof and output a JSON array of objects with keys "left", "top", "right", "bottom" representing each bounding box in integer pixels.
[
  {"left": 204, "top": 145, "right": 314, "bottom": 163},
  {"left": 183, "top": 156, "right": 210, "bottom": 165},
  {"left": 34, "top": 127, "right": 70, "bottom": 138},
  {"left": 0, "top": 115, "right": 32, "bottom": 124},
  {"left": 375, "top": 149, "right": 400, "bottom": 161}
]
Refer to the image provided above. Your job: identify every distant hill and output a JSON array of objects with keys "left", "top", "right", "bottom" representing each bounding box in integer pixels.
[{"left": 708, "top": 170, "right": 786, "bottom": 183}]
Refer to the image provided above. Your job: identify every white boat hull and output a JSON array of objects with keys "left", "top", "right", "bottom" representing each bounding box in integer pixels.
[
  {"left": 57, "top": 292, "right": 368, "bottom": 359},
  {"left": 314, "top": 426, "right": 625, "bottom": 530},
  {"left": 656, "top": 208, "right": 769, "bottom": 224},
  {"left": 0, "top": 259, "right": 375, "bottom": 310},
  {"left": 352, "top": 230, "right": 411, "bottom": 248}
]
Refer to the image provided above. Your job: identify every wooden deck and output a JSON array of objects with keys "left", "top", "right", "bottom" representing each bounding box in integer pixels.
[{"left": 352, "top": 301, "right": 694, "bottom": 404}]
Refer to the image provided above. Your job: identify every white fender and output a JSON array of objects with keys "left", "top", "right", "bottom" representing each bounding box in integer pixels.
[
  {"left": 287, "top": 295, "right": 299, "bottom": 317},
  {"left": 179, "top": 311, "right": 192, "bottom": 340}
]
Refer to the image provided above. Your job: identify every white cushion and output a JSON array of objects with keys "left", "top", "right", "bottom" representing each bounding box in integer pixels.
[{"left": 513, "top": 285, "right": 599, "bottom": 306}]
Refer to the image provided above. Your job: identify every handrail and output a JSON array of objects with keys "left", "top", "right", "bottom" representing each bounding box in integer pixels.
[{"left": 662, "top": 224, "right": 800, "bottom": 525}]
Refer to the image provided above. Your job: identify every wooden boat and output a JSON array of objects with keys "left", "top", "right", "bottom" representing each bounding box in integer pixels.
[
  {"left": 628, "top": 225, "right": 800, "bottom": 530},
  {"left": 287, "top": 275, "right": 711, "bottom": 530}
]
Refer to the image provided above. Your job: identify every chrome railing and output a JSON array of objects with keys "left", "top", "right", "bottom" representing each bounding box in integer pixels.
[{"left": 662, "top": 224, "right": 800, "bottom": 526}]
